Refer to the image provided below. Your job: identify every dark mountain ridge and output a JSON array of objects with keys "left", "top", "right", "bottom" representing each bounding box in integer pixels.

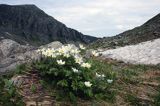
[
  {"left": 90, "top": 13, "right": 160, "bottom": 49},
  {"left": 0, "top": 4, "right": 97, "bottom": 46}
]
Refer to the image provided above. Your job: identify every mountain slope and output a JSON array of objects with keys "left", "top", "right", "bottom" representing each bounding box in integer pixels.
[
  {"left": 90, "top": 13, "right": 160, "bottom": 49},
  {"left": 0, "top": 4, "right": 97, "bottom": 46}
]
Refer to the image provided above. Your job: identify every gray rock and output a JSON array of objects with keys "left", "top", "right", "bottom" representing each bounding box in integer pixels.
[
  {"left": 101, "top": 39, "right": 160, "bottom": 65},
  {"left": 11, "top": 75, "right": 25, "bottom": 87},
  {"left": 0, "top": 39, "right": 34, "bottom": 58},
  {"left": 40, "top": 41, "right": 63, "bottom": 49},
  {"left": 0, "top": 39, "right": 36, "bottom": 74},
  {"left": 84, "top": 49, "right": 94, "bottom": 58},
  {"left": 0, "top": 39, "right": 64, "bottom": 74}
]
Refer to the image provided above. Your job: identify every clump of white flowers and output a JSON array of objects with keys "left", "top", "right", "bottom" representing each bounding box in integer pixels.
[
  {"left": 36, "top": 44, "right": 114, "bottom": 100},
  {"left": 37, "top": 44, "right": 91, "bottom": 68}
]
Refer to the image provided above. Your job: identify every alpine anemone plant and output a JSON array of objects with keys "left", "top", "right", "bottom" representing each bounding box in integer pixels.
[{"left": 35, "top": 44, "right": 114, "bottom": 102}]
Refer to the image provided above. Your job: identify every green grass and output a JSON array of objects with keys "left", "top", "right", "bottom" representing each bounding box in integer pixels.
[
  {"left": 125, "top": 93, "right": 141, "bottom": 105},
  {"left": 14, "top": 63, "right": 27, "bottom": 74},
  {"left": 154, "top": 89, "right": 160, "bottom": 106},
  {"left": 154, "top": 77, "right": 160, "bottom": 106},
  {"left": 88, "top": 58, "right": 155, "bottom": 79},
  {"left": 0, "top": 64, "right": 28, "bottom": 106},
  {"left": 1, "top": 57, "right": 159, "bottom": 106},
  {"left": 30, "top": 84, "right": 37, "bottom": 93},
  {"left": 89, "top": 58, "right": 160, "bottom": 105},
  {"left": 0, "top": 75, "right": 24, "bottom": 106}
]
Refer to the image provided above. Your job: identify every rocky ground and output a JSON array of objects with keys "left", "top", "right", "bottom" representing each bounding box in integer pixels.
[{"left": 101, "top": 38, "right": 160, "bottom": 65}]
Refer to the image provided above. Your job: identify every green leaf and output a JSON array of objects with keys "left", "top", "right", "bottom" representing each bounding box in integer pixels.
[
  {"left": 47, "top": 68, "right": 58, "bottom": 74},
  {"left": 30, "top": 84, "right": 36, "bottom": 93},
  {"left": 65, "top": 70, "right": 72, "bottom": 77},
  {"left": 49, "top": 68, "right": 57, "bottom": 71},
  {"left": 57, "top": 80, "right": 68, "bottom": 87},
  {"left": 71, "top": 81, "right": 78, "bottom": 91},
  {"left": 78, "top": 81, "right": 84, "bottom": 89},
  {"left": 69, "top": 92, "right": 77, "bottom": 104},
  {"left": 85, "top": 89, "right": 93, "bottom": 98},
  {"left": 54, "top": 71, "right": 58, "bottom": 76},
  {"left": 95, "top": 93, "right": 104, "bottom": 100}
]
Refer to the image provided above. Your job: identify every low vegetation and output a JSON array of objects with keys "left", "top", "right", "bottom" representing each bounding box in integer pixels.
[
  {"left": 154, "top": 85, "right": 160, "bottom": 106},
  {"left": 34, "top": 44, "right": 115, "bottom": 103},
  {"left": 0, "top": 44, "right": 160, "bottom": 105},
  {"left": 0, "top": 75, "right": 24, "bottom": 106}
]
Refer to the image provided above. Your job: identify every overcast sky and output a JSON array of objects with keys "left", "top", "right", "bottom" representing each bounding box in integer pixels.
[{"left": 0, "top": 0, "right": 160, "bottom": 37}]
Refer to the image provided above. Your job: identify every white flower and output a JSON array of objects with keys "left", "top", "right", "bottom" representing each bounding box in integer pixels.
[
  {"left": 96, "top": 73, "right": 105, "bottom": 78},
  {"left": 63, "top": 53, "right": 70, "bottom": 58},
  {"left": 84, "top": 81, "right": 92, "bottom": 87},
  {"left": 55, "top": 52, "right": 61, "bottom": 56},
  {"left": 66, "top": 44, "right": 73, "bottom": 50},
  {"left": 96, "top": 73, "right": 101, "bottom": 77},
  {"left": 79, "top": 44, "right": 86, "bottom": 50},
  {"left": 58, "top": 47, "right": 66, "bottom": 54},
  {"left": 71, "top": 49, "right": 80, "bottom": 54},
  {"left": 57, "top": 60, "right": 65, "bottom": 65},
  {"left": 107, "top": 79, "right": 113, "bottom": 83},
  {"left": 51, "top": 53, "right": 57, "bottom": 58},
  {"left": 38, "top": 48, "right": 56, "bottom": 57},
  {"left": 101, "top": 74, "right": 105, "bottom": 77},
  {"left": 72, "top": 68, "right": 79, "bottom": 73},
  {"left": 46, "top": 49, "right": 54, "bottom": 57},
  {"left": 75, "top": 56, "right": 83, "bottom": 64},
  {"left": 81, "top": 63, "right": 91, "bottom": 68},
  {"left": 36, "top": 49, "right": 41, "bottom": 52},
  {"left": 38, "top": 48, "right": 46, "bottom": 55},
  {"left": 38, "top": 48, "right": 45, "bottom": 52},
  {"left": 92, "top": 50, "right": 99, "bottom": 57}
]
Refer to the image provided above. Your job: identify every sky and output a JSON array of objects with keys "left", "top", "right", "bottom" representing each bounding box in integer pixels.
[{"left": 0, "top": 0, "right": 160, "bottom": 37}]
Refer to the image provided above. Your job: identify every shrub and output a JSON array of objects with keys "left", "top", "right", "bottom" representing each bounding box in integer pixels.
[{"left": 35, "top": 44, "right": 114, "bottom": 102}]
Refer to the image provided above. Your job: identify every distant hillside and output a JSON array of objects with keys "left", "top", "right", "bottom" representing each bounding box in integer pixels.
[
  {"left": 0, "top": 4, "right": 97, "bottom": 46},
  {"left": 90, "top": 13, "right": 160, "bottom": 49}
]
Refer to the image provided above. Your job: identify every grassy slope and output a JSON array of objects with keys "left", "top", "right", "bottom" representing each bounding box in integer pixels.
[
  {"left": 1, "top": 58, "right": 160, "bottom": 105},
  {"left": 90, "top": 58, "right": 160, "bottom": 105}
]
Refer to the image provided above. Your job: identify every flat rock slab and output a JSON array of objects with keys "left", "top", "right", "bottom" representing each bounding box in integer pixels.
[{"left": 101, "top": 39, "right": 160, "bottom": 65}]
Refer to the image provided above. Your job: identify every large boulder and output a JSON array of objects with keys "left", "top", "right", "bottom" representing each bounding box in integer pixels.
[
  {"left": 0, "top": 39, "right": 34, "bottom": 58},
  {"left": 0, "top": 39, "right": 37, "bottom": 74},
  {"left": 0, "top": 39, "right": 63, "bottom": 74}
]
